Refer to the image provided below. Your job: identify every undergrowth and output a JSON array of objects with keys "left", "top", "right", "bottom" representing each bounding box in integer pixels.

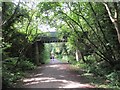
[
  {"left": 72, "top": 55, "right": 120, "bottom": 89},
  {"left": 2, "top": 57, "right": 36, "bottom": 88}
]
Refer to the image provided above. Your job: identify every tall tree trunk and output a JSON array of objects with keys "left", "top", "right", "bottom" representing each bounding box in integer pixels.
[
  {"left": 81, "top": 51, "right": 86, "bottom": 63},
  {"left": 103, "top": 2, "right": 120, "bottom": 44},
  {"left": 113, "top": 21, "right": 120, "bottom": 44},
  {"left": 76, "top": 49, "right": 80, "bottom": 61}
]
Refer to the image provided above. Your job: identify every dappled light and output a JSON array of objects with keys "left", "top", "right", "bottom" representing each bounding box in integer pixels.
[
  {"left": 46, "top": 64, "right": 60, "bottom": 68},
  {"left": 62, "top": 83, "right": 94, "bottom": 88},
  {"left": 21, "top": 62, "right": 95, "bottom": 88},
  {"left": 23, "top": 77, "right": 55, "bottom": 83},
  {"left": 34, "top": 73, "right": 43, "bottom": 77},
  {"left": 23, "top": 77, "right": 55, "bottom": 86},
  {"left": 23, "top": 76, "right": 95, "bottom": 88},
  {"left": 25, "top": 81, "right": 39, "bottom": 86},
  {"left": 2, "top": 1, "right": 120, "bottom": 89}
]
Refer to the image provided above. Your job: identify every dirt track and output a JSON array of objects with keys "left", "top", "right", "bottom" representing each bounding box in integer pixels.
[{"left": 17, "top": 59, "right": 96, "bottom": 88}]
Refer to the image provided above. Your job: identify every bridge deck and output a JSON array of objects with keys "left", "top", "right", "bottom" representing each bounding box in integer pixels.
[
  {"left": 36, "top": 32, "right": 67, "bottom": 43},
  {"left": 36, "top": 36, "right": 67, "bottom": 43}
]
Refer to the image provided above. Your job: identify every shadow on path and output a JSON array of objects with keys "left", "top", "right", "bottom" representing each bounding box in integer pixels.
[{"left": 15, "top": 59, "right": 112, "bottom": 89}]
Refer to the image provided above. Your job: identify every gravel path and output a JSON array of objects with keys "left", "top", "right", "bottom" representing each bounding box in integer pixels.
[{"left": 17, "top": 59, "right": 97, "bottom": 88}]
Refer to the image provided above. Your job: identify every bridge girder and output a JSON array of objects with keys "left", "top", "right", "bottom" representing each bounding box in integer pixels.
[{"left": 36, "top": 36, "right": 67, "bottom": 43}]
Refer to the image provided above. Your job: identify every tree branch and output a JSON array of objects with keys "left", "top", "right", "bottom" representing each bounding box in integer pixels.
[
  {"left": 65, "top": 19, "right": 110, "bottom": 63},
  {"left": 89, "top": 2, "right": 117, "bottom": 61},
  {"left": 103, "top": 2, "right": 114, "bottom": 23},
  {"left": 114, "top": 2, "right": 118, "bottom": 20},
  {"left": 2, "top": 1, "right": 20, "bottom": 27},
  {"left": 61, "top": 11, "right": 113, "bottom": 63}
]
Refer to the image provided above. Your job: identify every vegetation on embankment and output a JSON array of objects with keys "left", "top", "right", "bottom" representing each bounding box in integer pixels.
[
  {"left": 68, "top": 58, "right": 120, "bottom": 89},
  {"left": 1, "top": 2, "right": 50, "bottom": 88}
]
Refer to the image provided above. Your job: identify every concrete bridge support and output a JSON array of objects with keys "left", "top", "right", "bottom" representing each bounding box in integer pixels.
[
  {"left": 35, "top": 42, "right": 39, "bottom": 65},
  {"left": 35, "top": 41, "right": 45, "bottom": 65}
]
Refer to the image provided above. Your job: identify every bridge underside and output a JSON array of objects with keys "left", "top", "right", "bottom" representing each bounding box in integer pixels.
[{"left": 36, "top": 37, "right": 67, "bottom": 43}]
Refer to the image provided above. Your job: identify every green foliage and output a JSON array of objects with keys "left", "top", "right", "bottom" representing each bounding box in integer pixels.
[
  {"left": 44, "top": 45, "right": 51, "bottom": 64},
  {"left": 65, "top": 55, "right": 76, "bottom": 64},
  {"left": 106, "top": 71, "right": 120, "bottom": 88},
  {"left": 83, "top": 54, "right": 96, "bottom": 64},
  {"left": 3, "top": 62, "right": 22, "bottom": 88},
  {"left": 18, "top": 60, "right": 36, "bottom": 71},
  {"left": 72, "top": 60, "right": 120, "bottom": 89},
  {"left": 38, "top": 44, "right": 51, "bottom": 64},
  {"left": 2, "top": 57, "right": 36, "bottom": 88},
  {"left": 2, "top": 1, "right": 120, "bottom": 88},
  {"left": 3, "top": 57, "right": 36, "bottom": 71},
  {"left": 2, "top": 69, "right": 24, "bottom": 88},
  {"left": 3, "top": 57, "right": 18, "bottom": 70}
]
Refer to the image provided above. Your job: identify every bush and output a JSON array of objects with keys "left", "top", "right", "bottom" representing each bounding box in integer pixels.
[
  {"left": 3, "top": 57, "right": 18, "bottom": 69},
  {"left": 2, "top": 57, "right": 36, "bottom": 88},
  {"left": 18, "top": 60, "right": 36, "bottom": 71},
  {"left": 56, "top": 54, "right": 62, "bottom": 59},
  {"left": 2, "top": 66, "right": 24, "bottom": 88},
  {"left": 67, "top": 55, "right": 76, "bottom": 64},
  {"left": 84, "top": 54, "right": 96, "bottom": 64},
  {"left": 39, "top": 45, "right": 50, "bottom": 64},
  {"left": 74, "top": 59, "right": 120, "bottom": 89},
  {"left": 106, "top": 71, "right": 120, "bottom": 87}
]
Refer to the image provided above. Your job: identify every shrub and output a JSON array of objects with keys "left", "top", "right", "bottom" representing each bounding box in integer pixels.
[
  {"left": 84, "top": 54, "right": 96, "bottom": 64},
  {"left": 18, "top": 60, "right": 36, "bottom": 71},
  {"left": 2, "top": 57, "right": 36, "bottom": 88},
  {"left": 2, "top": 66, "right": 24, "bottom": 88},
  {"left": 106, "top": 71, "right": 120, "bottom": 87}
]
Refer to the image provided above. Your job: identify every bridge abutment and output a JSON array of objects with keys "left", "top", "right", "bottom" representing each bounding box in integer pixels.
[{"left": 35, "top": 42, "right": 39, "bottom": 65}]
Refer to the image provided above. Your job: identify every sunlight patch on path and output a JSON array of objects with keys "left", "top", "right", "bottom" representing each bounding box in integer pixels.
[
  {"left": 23, "top": 77, "right": 55, "bottom": 86},
  {"left": 23, "top": 76, "right": 94, "bottom": 88},
  {"left": 49, "top": 59, "right": 62, "bottom": 64},
  {"left": 61, "top": 82, "right": 95, "bottom": 88},
  {"left": 21, "top": 63, "right": 95, "bottom": 88}
]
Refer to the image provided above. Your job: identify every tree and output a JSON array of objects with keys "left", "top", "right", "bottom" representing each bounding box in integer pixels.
[
  {"left": 103, "top": 2, "right": 120, "bottom": 44},
  {"left": 36, "top": 2, "right": 120, "bottom": 67}
]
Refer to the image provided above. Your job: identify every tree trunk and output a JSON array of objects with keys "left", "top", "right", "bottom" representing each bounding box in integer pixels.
[
  {"left": 113, "top": 21, "right": 120, "bottom": 44},
  {"left": 103, "top": 2, "right": 120, "bottom": 44},
  {"left": 81, "top": 52, "right": 86, "bottom": 63},
  {"left": 76, "top": 50, "right": 79, "bottom": 61}
]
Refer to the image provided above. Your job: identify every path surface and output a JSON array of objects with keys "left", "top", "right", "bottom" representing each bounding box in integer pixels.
[{"left": 17, "top": 59, "right": 96, "bottom": 88}]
